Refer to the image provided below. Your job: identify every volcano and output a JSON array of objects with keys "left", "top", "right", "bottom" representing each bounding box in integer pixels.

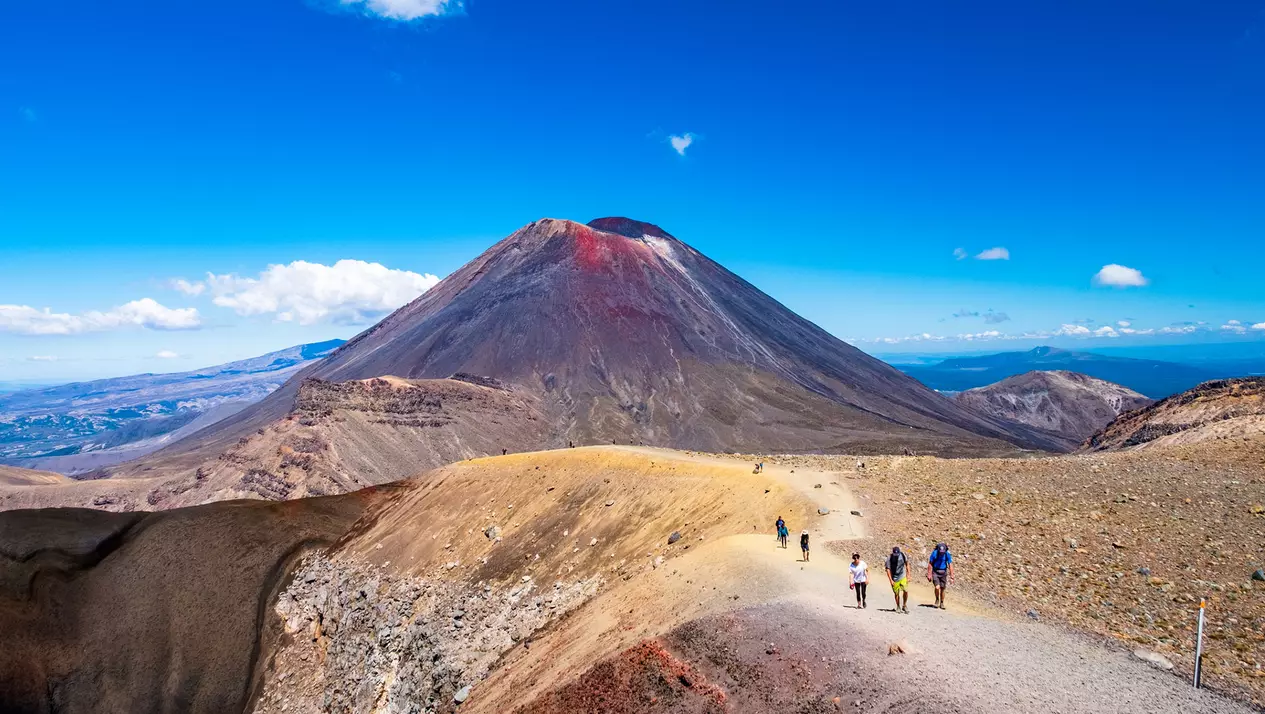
[{"left": 123, "top": 217, "right": 1061, "bottom": 485}]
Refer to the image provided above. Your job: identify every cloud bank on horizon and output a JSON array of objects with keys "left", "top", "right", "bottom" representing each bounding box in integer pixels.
[{"left": 0, "top": 299, "right": 200, "bottom": 336}]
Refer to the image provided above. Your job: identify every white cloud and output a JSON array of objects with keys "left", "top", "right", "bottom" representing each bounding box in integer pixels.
[
  {"left": 1227, "top": 319, "right": 1241, "bottom": 325},
  {"left": 953, "top": 248, "right": 968, "bottom": 260},
  {"left": 1093, "top": 326, "right": 1119, "bottom": 338},
  {"left": 1093, "top": 264, "right": 1148, "bottom": 288},
  {"left": 1117, "top": 320, "right": 1131, "bottom": 328},
  {"left": 1055, "top": 324, "right": 1091, "bottom": 336},
  {"left": 338, "top": 0, "right": 452, "bottom": 20},
  {"left": 0, "top": 299, "right": 201, "bottom": 335},
  {"left": 180, "top": 259, "right": 440, "bottom": 326},
  {"left": 169, "top": 278, "right": 206, "bottom": 296},
  {"left": 1160, "top": 324, "right": 1199, "bottom": 335},
  {"left": 1253, "top": 323, "right": 1265, "bottom": 331},
  {"left": 156, "top": 350, "right": 180, "bottom": 359},
  {"left": 975, "top": 247, "right": 1010, "bottom": 261},
  {"left": 669, "top": 133, "right": 695, "bottom": 156},
  {"left": 1221, "top": 322, "right": 1247, "bottom": 335},
  {"left": 27, "top": 355, "right": 58, "bottom": 362},
  {"left": 1118, "top": 327, "right": 1154, "bottom": 336}
]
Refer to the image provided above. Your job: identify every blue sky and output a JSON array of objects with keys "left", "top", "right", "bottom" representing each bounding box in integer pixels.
[{"left": 2, "top": 0, "right": 1263, "bottom": 381}]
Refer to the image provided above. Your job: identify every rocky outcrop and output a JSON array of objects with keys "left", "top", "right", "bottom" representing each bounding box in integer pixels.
[
  {"left": 1085, "top": 377, "right": 1265, "bottom": 451},
  {"left": 257, "top": 554, "right": 600, "bottom": 713}
]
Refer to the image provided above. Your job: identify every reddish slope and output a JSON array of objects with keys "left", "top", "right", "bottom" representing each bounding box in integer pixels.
[{"left": 132, "top": 217, "right": 1061, "bottom": 472}]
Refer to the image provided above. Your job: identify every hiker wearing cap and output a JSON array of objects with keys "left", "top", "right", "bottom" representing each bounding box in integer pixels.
[
  {"left": 849, "top": 552, "right": 869, "bottom": 608},
  {"left": 775, "top": 516, "right": 788, "bottom": 549},
  {"left": 885, "top": 545, "right": 910, "bottom": 613},
  {"left": 800, "top": 530, "right": 811, "bottom": 562},
  {"left": 928, "top": 542, "right": 955, "bottom": 609}
]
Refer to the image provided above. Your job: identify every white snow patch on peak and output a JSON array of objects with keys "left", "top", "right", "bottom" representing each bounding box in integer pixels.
[{"left": 643, "top": 235, "right": 678, "bottom": 264}]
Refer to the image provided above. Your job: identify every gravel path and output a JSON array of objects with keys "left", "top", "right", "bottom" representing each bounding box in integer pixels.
[{"left": 666, "top": 448, "right": 1257, "bottom": 713}]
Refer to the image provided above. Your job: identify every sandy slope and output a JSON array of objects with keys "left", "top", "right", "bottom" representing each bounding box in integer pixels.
[{"left": 0, "top": 465, "right": 69, "bottom": 486}]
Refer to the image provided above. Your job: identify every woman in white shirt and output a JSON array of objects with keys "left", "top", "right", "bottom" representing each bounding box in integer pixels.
[{"left": 849, "top": 552, "right": 869, "bottom": 609}]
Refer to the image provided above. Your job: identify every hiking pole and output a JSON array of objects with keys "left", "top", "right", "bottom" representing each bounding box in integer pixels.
[{"left": 1194, "top": 598, "right": 1206, "bottom": 689}]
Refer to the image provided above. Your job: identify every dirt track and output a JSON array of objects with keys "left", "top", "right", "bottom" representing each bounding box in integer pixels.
[{"left": 519, "top": 449, "right": 1252, "bottom": 714}]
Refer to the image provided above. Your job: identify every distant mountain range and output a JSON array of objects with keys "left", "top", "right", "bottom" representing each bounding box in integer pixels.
[
  {"left": 0, "top": 340, "right": 344, "bottom": 474},
  {"left": 897, "top": 346, "right": 1246, "bottom": 399}
]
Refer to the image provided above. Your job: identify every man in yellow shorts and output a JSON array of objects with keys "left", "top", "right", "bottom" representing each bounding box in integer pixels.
[{"left": 885, "top": 545, "right": 910, "bottom": 614}]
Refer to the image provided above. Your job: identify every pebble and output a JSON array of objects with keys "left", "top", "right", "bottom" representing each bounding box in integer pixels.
[
  {"left": 668, "top": 531, "right": 682, "bottom": 544},
  {"left": 454, "top": 685, "right": 472, "bottom": 704},
  {"left": 1132, "top": 649, "right": 1174, "bottom": 671}
]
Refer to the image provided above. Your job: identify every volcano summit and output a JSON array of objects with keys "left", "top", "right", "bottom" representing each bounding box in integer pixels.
[{"left": 128, "top": 216, "right": 1058, "bottom": 485}]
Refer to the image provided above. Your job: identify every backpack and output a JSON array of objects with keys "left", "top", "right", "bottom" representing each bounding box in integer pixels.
[
  {"left": 930, "top": 546, "right": 951, "bottom": 571},
  {"left": 888, "top": 550, "right": 907, "bottom": 575}
]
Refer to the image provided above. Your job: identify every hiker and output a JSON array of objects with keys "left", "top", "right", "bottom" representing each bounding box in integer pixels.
[
  {"left": 927, "top": 541, "right": 955, "bottom": 610},
  {"left": 775, "top": 516, "right": 788, "bottom": 549},
  {"left": 800, "top": 530, "right": 811, "bottom": 562},
  {"left": 849, "top": 552, "right": 869, "bottom": 608},
  {"left": 885, "top": 545, "right": 910, "bottom": 613}
]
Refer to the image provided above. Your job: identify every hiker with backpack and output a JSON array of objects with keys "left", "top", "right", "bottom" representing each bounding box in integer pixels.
[
  {"left": 800, "top": 530, "right": 811, "bottom": 562},
  {"left": 928, "top": 542, "right": 955, "bottom": 609},
  {"left": 885, "top": 545, "right": 910, "bottom": 613},
  {"left": 849, "top": 552, "right": 869, "bottom": 608},
  {"left": 775, "top": 516, "right": 788, "bottom": 549}
]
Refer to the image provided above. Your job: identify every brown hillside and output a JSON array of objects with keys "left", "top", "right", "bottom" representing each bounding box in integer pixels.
[
  {"left": 1085, "top": 377, "right": 1265, "bottom": 451},
  {"left": 956, "top": 370, "right": 1152, "bottom": 449}
]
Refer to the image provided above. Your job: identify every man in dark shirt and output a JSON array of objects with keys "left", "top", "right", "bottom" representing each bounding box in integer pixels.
[{"left": 884, "top": 545, "right": 910, "bottom": 613}]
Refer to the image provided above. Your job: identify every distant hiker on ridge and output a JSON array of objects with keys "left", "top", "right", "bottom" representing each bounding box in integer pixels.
[
  {"left": 800, "top": 530, "right": 811, "bottom": 562},
  {"left": 775, "top": 516, "right": 788, "bottom": 549},
  {"left": 928, "top": 541, "right": 955, "bottom": 610},
  {"left": 885, "top": 545, "right": 910, "bottom": 614},
  {"left": 849, "top": 552, "right": 869, "bottom": 608}
]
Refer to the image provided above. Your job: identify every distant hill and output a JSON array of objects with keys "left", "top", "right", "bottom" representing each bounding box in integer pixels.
[
  {"left": 1085, "top": 377, "right": 1265, "bottom": 451},
  {"left": 0, "top": 339, "right": 344, "bottom": 474},
  {"left": 955, "top": 371, "right": 1152, "bottom": 450},
  {"left": 899, "top": 346, "right": 1218, "bottom": 399}
]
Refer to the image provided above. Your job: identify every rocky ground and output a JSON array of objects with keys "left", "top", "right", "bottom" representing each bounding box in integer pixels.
[
  {"left": 4, "top": 444, "right": 1260, "bottom": 713},
  {"left": 745, "top": 435, "right": 1265, "bottom": 707}
]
